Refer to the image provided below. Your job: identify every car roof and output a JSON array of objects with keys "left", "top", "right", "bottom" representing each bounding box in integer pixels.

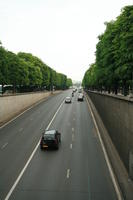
[
  {"left": 66, "top": 96, "right": 71, "bottom": 99},
  {"left": 78, "top": 94, "right": 83, "bottom": 97},
  {"left": 44, "top": 130, "right": 56, "bottom": 135}
]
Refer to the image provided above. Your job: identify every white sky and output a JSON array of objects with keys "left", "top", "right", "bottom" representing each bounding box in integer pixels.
[{"left": 0, "top": 0, "right": 132, "bottom": 81}]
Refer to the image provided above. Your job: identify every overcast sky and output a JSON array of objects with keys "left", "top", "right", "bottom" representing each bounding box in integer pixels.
[{"left": 0, "top": 0, "right": 132, "bottom": 82}]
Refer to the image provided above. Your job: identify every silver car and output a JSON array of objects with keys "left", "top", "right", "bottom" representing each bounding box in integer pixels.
[{"left": 65, "top": 97, "right": 72, "bottom": 103}]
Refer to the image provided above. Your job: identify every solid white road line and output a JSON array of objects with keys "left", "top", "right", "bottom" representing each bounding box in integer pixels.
[
  {"left": 66, "top": 169, "right": 70, "bottom": 178},
  {"left": 1, "top": 142, "right": 8, "bottom": 149},
  {"left": 46, "top": 100, "right": 64, "bottom": 130},
  {"left": 85, "top": 96, "right": 123, "bottom": 200},
  {"left": 4, "top": 99, "right": 65, "bottom": 200}
]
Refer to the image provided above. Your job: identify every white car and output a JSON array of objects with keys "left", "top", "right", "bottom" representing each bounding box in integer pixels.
[
  {"left": 77, "top": 93, "right": 84, "bottom": 101},
  {"left": 65, "top": 97, "right": 72, "bottom": 103}
]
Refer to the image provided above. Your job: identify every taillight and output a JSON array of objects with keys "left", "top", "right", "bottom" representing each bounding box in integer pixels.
[
  {"left": 40, "top": 137, "right": 44, "bottom": 144},
  {"left": 54, "top": 139, "right": 57, "bottom": 144}
]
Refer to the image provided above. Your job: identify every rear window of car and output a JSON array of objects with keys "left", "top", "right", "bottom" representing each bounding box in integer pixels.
[{"left": 44, "top": 134, "right": 55, "bottom": 140}]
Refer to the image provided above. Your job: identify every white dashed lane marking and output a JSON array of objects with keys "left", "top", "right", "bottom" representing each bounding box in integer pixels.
[
  {"left": 70, "top": 143, "right": 73, "bottom": 149},
  {"left": 66, "top": 169, "right": 70, "bottom": 178},
  {"left": 1, "top": 142, "right": 8, "bottom": 149}
]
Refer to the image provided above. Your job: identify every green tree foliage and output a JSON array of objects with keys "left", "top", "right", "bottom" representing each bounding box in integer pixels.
[
  {"left": 0, "top": 47, "right": 72, "bottom": 93},
  {"left": 61, "top": 74, "right": 67, "bottom": 90},
  {"left": 18, "top": 59, "right": 29, "bottom": 86},
  {"left": 82, "top": 5, "right": 133, "bottom": 95},
  {"left": 18, "top": 52, "right": 43, "bottom": 87},
  {"left": 0, "top": 46, "right": 8, "bottom": 88},
  {"left": 66, "top": 78, "right": 73, "bottom": 88},
  {"left": 7, "top": 51, "right": 21, "bottom": 92}
]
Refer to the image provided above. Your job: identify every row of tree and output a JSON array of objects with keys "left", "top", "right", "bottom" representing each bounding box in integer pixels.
[
  {"left": 82, "top": 6, "right": 133, "bottom": 96},
  {"left": 0, "top": 42, "right": 72, "bottom": 93}
]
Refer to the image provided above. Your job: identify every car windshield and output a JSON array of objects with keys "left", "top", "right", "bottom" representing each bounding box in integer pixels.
[{"left": 44, "top": 134, "right": 55, "bottom": 140}]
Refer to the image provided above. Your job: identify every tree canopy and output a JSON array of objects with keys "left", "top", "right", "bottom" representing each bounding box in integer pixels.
[
  {"left": 0, "top": 46, "right": 72, "bottom": 93},
  {"left": 82, "top": 5, "right": 133, "bottom": 95}
]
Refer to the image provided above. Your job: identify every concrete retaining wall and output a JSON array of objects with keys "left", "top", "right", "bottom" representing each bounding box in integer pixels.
[
  {"left": 0, "top": 91, "right": 60, "bottom": 125},
  {"left": 87, "top": 91, "right": 133, "bottom": 176}
]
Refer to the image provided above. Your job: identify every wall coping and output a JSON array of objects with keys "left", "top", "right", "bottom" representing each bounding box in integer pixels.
[
  {"left": 0, "top": 90, "right": 51, "bottom": 98},
  {"left": 87, "top": 90, "right": 133, "bottom": 103}
]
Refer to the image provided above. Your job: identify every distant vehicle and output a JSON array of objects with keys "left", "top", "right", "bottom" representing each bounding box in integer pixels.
[
  {"left": 73, "top": 88, "right": 77, "bottom": 92},
  {"left": 78, "top": 88, "right": 82, "bottom": 93},
  {"left": 77, "top": 93, "right": 84, "bottom": 101},
  {"left": 0, "top": 85, "right": 13, "bottom": 95},
  {"left": 81, "top": 93, "right": 84, "bottom": 98},
  {"left": 65, "top": 97, "right": 72, "bottom": 103},
  {"left": 40, "top": 130, "right": 61, "bottom": 150}
]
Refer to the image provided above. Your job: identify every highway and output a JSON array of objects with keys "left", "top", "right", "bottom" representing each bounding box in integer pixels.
[{"left": 0, "top": 90, "right": 118, "bottom": 200}]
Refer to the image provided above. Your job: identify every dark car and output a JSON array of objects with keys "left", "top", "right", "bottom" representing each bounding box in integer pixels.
[
  {"left": 40, "top": 130, "right": 61, "bottom": 150},
  {"left": 77, "top": 93, "right": 84, "bottom": 101}
]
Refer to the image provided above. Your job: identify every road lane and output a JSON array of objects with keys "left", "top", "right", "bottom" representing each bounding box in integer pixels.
[
  {"left": 0, "top": 91, "right": 70, "bottom": 200},
  {"left": 5, "top": 91, "right": 118, "bottom": 200},
  {"left": 69, "top": 95, "right": 117, "bottom": 199}
]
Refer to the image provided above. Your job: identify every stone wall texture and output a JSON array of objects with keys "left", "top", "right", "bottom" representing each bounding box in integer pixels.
[
  {"left": 87, "top": 91, "right": 133, "bottom": 175},
  {"left": 0, "top": 91, "right": 59, "bottom": 125}
]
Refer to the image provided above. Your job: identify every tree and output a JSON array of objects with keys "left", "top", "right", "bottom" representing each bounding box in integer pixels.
[
  {"left": 0, "top": 46, "right": 8, "bottom": 93},
  {"left": 83, "top": 5, "right": 133, "bottom": 96},
  {"left": 0, "top": 46, "right": 72, "bottom": 93},
  {"left": 113, "top": 6, "right": 133, "bottom": 95},
  {"left": 66, "top": 78, "right": 73, "bottom": 88},
  {"left": 27, "top": 62, "right": 42, "bottom": 86},
  {"left": 7, "top": 51, "right": 20, "bottom": 92}
]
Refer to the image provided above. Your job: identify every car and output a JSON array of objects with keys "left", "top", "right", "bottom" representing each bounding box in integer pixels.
[
  {"left": 73, "top": 88, "right": 76, "bottom": 92},
  {"left": 65, "top": 96, "right": 72, "bottom": 103},
  {"left": 40, "top": 130, "right": 61, "bottom": 150},
  {"left": 78, "top": 88, "right": 82, "bottom": 93},
  {"left": 72, "top": 92, "right": 74, "bottom": 97},
  {"left": 77, "top": 93, "right": 84, "bottom": 101}
]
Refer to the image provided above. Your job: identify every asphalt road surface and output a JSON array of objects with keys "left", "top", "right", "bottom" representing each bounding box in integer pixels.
[{"left": 0, "top": 90, "right": 118, "bottom": 200}]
